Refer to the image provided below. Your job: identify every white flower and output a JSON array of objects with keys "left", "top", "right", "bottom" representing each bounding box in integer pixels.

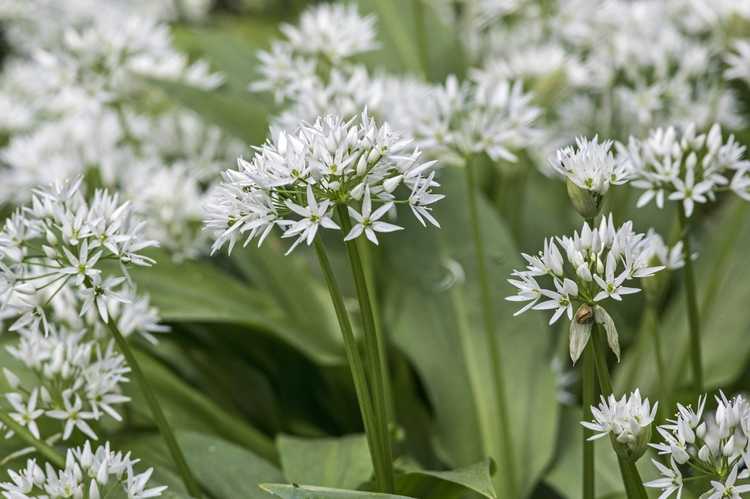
[
  {"left": 46, "top": 393, "right": 97, "bottom": 441},
  {"left": 281, "top": 184, "right": 340, "bottom": 254},
  {"left": 550, "top": 136, "right": 628, "bottom": 195},
  {"left": 344, "top": 188, "right": 402, "bottom": 245},
  {"left": 621, "top": 123, "right": 750, "bottom": 217},
  {"left": 7, "top": 390, "right": 44, "bottom": 440},
  {"left": 725, "top": 40, "right": 750, "bottom": 84},
  {"left": 593, "top": 253, "right": 640, "bottom": 302},
  {"left": 644, "top": 458, "right": 683, "bottom": 499},
  {"left": 0, "top": 441, "right": 166, "bottom": 498},
  {"left": 705, "top": 464, "right": 750, "bottom": 499},
  {"left": 581, "top": 389, "right": 657, "bottom": 459},
  {"left": 533, "top": 278, "right": 578, "bottom": 325},
  {"left": 205, "top": 111, "right": 441, "bottom": 255}
]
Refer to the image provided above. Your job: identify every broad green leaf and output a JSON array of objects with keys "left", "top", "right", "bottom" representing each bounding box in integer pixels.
[
  {"left": 396, "top": 459, "right": 496, "bottom": 499},
  {"left": 181, "top": 432, "right": 283, "bottom": 499},
  {"left": 127, "top": 348, "right": 278, "bottom": 463},
  {"left": 615, "top": 200, "right": 750, "bottom": 396},
  {"left": 129, "top": 249, "right": 344, "bottom": 365},
  {"left": 382, "top": 167, "right": 559, "bottom": 498},
  {"left": 260, "top": 484, "right": 415, "bottom": 499},
  {"left": 277, "top": 434, "right": 373, "bottom": 490}
]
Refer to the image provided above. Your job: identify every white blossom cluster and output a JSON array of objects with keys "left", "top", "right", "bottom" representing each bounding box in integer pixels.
[
  {"left": 0, "top": 0, "right": 240, "bottom": 259},
  {"left": 249, "top": 3, "right": 381, "bottom": 130},
  {"left": 507, "top": 214, "right": 668, "bottom": 362},
  {"left": 619, "top": 123, "right": 750, "bottom": 217},
  {"left": 550, "top": 137, "right": 629, "bottom": 196},
  {"left": 205, "top": 111, "right": 443, "bottom": 255},
  {"left": 0, "top": 179, "right": 166, "bottom": 444},
  {"left": 581, "top": 389, "right": 657, "bottom": 460},
  {"left": 646, "top": 392, "right": 750, "bottom": 499},
  {"left": 0, "top": 441, "right": 166, "bottom": 499},
  {"left": 439, "top": 0, "right": 746, "bottom": 150}
]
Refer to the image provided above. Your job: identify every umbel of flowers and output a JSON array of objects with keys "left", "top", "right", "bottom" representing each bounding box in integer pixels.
[
  {"left": 646, "top": 392, "right": 750, "bottom": 498},
  {"left": 205, "top": 110, "right": 442, "bottom": 255},
  {"left": 507, "top": 214, "right": 665, "bottom": 363},
  {"left": 0, "top": 441, "right": 166, "bottom": 499},
  {"left": 204, "top": 110, "right": 442, "bottom": 493},
  {"left": 0, "top": 178, "right": 199, "bottom": 497}
]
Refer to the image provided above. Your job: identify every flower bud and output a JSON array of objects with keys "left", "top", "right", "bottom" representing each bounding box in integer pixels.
[
  {"left": 611, "top": 423, "right": 652, "bottom": 462},
  {"left": 566, "top": 178, "right": 604, "bottom": 219}
]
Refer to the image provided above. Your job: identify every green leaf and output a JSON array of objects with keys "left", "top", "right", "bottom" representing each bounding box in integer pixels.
[
  {"left": 396, "top": 459, "right": 497, "bottom": 499},
  {"left": 180, "top": 432, "right": 283, "bottom": 499},
  {"left": 277, "top": 434, "right": 373, "bottom": 490},
  {"left": 382, "top": 167, "right": 559, "bottom": 498},
  {"left": 129, "top": 249, "right": 344, "bottom": 366},
  {"left": 260, "top": 484, "right": 416, "bottom": 499},
  {"left": 615, "top": 200, "right": 750, "bottom": 395},
  {"left": 126, "top": 348, "right": 278, "bottom": 463}
]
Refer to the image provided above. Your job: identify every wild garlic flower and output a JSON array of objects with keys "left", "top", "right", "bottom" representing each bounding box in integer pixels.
[
  {"left": 550, "top": 136, "right": 629, "bottom": 218},
  {"left": 620, "top": 123, "right": 750, "bottom": 217},
  {"left": 386, "top": 74, "right": 540, "bottom": 164},
  {"left": 507, "top": 214, "right": 665, "bottom": 362},
  {"left": 0, "top": 441, "right": 166, "bottom": 499},
  {"left": 249, "top": 4, "right": 377, "bottom": 104},
  {"left": 204, "top": 111, "right": 442, "bottom": 255},
  {"left": 647, "top": 392, "right": 750, "bottom": 499},
  {"left": 0, "top": 178, "right": 158, "bottom": 331},
  {"left": 725, "top": 40, "right": 750, "bottom": 84},
  {"left": 581, "top": 389, "right": 657, "bottom": 461}
]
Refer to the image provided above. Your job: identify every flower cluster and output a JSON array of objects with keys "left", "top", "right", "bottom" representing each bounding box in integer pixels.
[
  {"left": 581, "top": 389, "right": 657, "bottom": 461},
  {"left": 384, "top": 74, "right": 541, "bottom": 164},
  {"left": 0, "top": 441, "right": 166, "bottom": 499},
  {"left": 620, "top": 123, "right": 750, "bottom": 216},
  {"left": 647, "top": 392, "right": 750, "bottom": 498},
  {"left": 0, "top": 179, "right": 166, "bottom": 444},
  {"left": 507, "top": 214, "right": 666, "bottom": 362},
  {"left": 549, "top": 136, "right": 629, "bottom": 217},
  {"left": 204, "top": 111, "right": 442, "bottom": 255},
  {"left": 0, "top": 1, "right": 239, "bottom": 259}
]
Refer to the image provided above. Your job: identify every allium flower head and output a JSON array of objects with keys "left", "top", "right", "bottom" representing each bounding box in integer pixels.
[
  {"left": 204, "top": 110, "right": 442, "bottom": 255},
  {"left": 0, "top": 441, "right": 167, "bottom": 498},
  {"left": 507, "top": 214, "right": 666, "bottom": 362},
  {"left": 647, "top": 392, "right": 750, "bottom": 499},
  {"left": 581, "top": 389, "right": 657, "bottom": 461},
  {"left": 551, "top": 136, "right": 629, "bottom": 217},
  {"left": 620, "top": 123, "right": 750, "bottom": 217}
]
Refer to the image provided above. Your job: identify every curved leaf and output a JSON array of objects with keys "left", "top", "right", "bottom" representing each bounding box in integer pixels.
[
  {"left": 396, "top": 459, "right": 496, "bottom": 499},
  {"left": 260, "top": 484, "right": 415, "bottom": 499}
]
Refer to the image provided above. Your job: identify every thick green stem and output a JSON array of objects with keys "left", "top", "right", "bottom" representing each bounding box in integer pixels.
[
  {"left": 0, "top": 412, "right": 65, "bottom": 468},
  {"left": 413, "top": 0, "right": 429, "bottom": 78},
  {"left": 337, "top": 205, "right": 395, "bottom": 492},
  {"left": 313, "top": 239, "right": 393, "bottom": 492},
  {"left": 677, "top": 206, "right": 702, "bottom": 393},
  {"left": 645, "top": 301, "right": 668, "bottom": 424},
  {"left": 464, "top": 157, "right": 517, "bottom": 497},
  {"left": 591, "top": 328, "right": 648, "bottom": 499},
  {"left": 104, "top": 316, "right": 202, "bottom": 498},
  {"left": 582, "top": 342, "right": 596, "bottom": 499}
]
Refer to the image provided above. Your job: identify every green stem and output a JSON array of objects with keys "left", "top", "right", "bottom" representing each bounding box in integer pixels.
[
  {"left": 359, "top": 239, "right": 395, "bottom": 425},
  {"left": 104, "top": 316, "right": 202, "bottom": 498},
  {"left": 592, "top": 329, "right": 648, "bottom": 499},
  {"left": 313, "top": 238, "right": 393, "bottom": 492},
  {"left": 464, "top": 158, "right": 517, "bottom": 497},
  {"left": 413, "top": 0, "right": 429, "bottom": 78},
  {"left": 645, "top": 300, "right": 667, "bottom": 424},
  {"left": 337, "top": 205, "right": 395, "bottom": 492},
  {"left": 0, "top": 412, "right": 65, "bottom": 468},
  {"left": 582, "top": 342, "right": 596, "bottom": 499},
  {"left": 677, "top": 206, "right": 703, "bottom": 393}
]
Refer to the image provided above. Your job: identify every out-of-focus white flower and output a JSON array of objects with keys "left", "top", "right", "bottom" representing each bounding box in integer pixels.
[
  {"left": 581, "top": 389, "right": 657, "bottom": 460},
  {"left": 725, "top": 40, "right": 750, "bottom": 84},
  {"left": 204, "top": 111, "right": 442, "bottom": 255}
]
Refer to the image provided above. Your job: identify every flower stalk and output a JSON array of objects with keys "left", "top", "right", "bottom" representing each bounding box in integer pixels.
[
  {"left": 677, "top": 205, "right": 702, "bottom": 393},
  {"left": 582, "top": 342, "right": 596, "bottom": 499},
  {"left": 313, "top": 237, "right": 395, "bottom": 492},
  {"left": 465, "top": 155, "right": 517, "bottom": 498},
  {"left": 103, "top": 314, "right": 203, "bottom": 499}
]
